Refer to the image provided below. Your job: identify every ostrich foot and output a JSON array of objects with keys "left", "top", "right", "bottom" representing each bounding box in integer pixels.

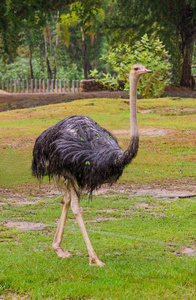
[
  {"left": 89, "top": 257, "right": 106, "bottom": 267},
  {"left": 53, "top": 247, "right": 72, "bottom": 258}
]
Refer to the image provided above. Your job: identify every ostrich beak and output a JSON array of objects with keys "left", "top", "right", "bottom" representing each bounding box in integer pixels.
[
  {"left": 138, "top": 68, "right": 152, "bottom": 75},
  {"left": 142, "top": 69, "right": 152, "bottom": 74}
]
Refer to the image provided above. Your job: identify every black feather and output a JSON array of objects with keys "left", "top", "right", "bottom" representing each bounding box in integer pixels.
[{"left": 32, "top": 115, "right": 136, "bottom": 194}]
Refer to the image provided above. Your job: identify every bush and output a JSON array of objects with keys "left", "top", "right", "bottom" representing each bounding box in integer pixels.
[{"left": 96, "top": 34, "right": 172, "bottom": 98}]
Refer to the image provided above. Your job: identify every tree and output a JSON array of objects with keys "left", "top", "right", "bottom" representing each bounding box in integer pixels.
[
  {"left": 0, "top": 0, "right": 101, "bottom": 59},
  {"left": 105, "top": 0, "right": 196, "bottom": 88},
  {"left": 59, "top": 2, "right": 105, "bottom": 78}
]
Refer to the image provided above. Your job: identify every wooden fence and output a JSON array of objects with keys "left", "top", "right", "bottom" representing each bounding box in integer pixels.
[{"left": 0, "top": 79, "right": 80, "bottom": 93}]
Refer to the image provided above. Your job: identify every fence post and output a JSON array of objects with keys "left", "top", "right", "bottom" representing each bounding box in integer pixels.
[
  {"left": 22, "top": 79, "right": 25, "bottom": 93},
  {"left": 31, "top": 79, "right": 33, "bottom": 93},
  {"left": 18, "top": 79, "right": 21, "bottom": 93},
  {"left": 55, "top": 79, "right": 58, "bottom": 92},
  {"left": 72, "top": 80, "right": 75, "bottom": 93},
  {"left": 1, "top": 78, "right": 81, "bottom": 94},
  {"left": 43, "top": 80, "right": 45, "bottom": 93},
  {"left": 7, "top": 79, "right": 9, "bottom": 93},
  {"left": 10, "top": 79, "right": 13, "bottom": 93},
  {"left": 35, "top": 79, "right": 38, "bottom": 93},
  {"left": 47, "top": 79, "right": 50, "bottom": 93},
  {"left": 68, "top": 80, "right": 71, "bottom": 92},
  {"left": 39, "top": 79, "right": 42, "bottom": 93},
  {"left": 14, "top": 79, "right": 17, "bottom": 93}
]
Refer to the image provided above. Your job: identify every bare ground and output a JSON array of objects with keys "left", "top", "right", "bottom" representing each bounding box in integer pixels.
[
  {"left": 0, "top": 86, "right": 195, "bottom": 111},
  {"left": 1, "top": 182, "right": 196, "bottom": 257},
  {"left": 1, "top": 177, "right": 196, "bottom": 206},
  {"left": 0, "top": 90, "right": 127, "bottom": 111}
]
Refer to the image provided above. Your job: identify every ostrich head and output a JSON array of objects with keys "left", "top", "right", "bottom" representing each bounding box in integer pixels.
[
  {"left": 130, "top": 64, "right": 152, "bottom": 78},
  {"left": 129, "top": 63, "right": 152, "bottom": 98}
]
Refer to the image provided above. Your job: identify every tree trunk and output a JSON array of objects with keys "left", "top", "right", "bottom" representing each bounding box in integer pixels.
[
  {"left": 28, "top": 33, "right": 34, "bottom": 79},
  {"left": 29, "top": 50, "right": 34, "bottom": 79},
  {"left": 180, "top": 39, "right": 194, "bottom": 88},
  {"left": 81, "top": 27, "right": 88, "bottom": 79},
  {"left": 44, "top": 33, "right": 53, "bottom": 79},
  {"left": 179, "top": 4, "right": 196, "bottom": 89},
  {"left": 53, "top": 11, "right": 60, "bottom": 81},
  {"left": 46, "top": 56, "right": 53, "bottom": 79}
]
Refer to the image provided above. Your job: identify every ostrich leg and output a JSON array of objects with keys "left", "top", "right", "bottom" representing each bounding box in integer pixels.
[
  {"left": 70, "top": 187, "right": 106, "bottom": 267},
  {"left": 52, "top": 190, "right": 72, "bottom": 258}
]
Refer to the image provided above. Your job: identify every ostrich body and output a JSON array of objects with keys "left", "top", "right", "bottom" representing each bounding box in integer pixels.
[{"left": 32, "top": 64, "right": 152, "bottom": 266}]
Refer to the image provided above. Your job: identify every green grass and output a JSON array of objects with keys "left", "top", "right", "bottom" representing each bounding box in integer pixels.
[
  {"left": 0, "top": 96, "right": 196, "bottom": 298},
  {"left": 0, "top": 97, "right": 195, "bottom": 188},
  {"left": 0, "top": 194, "right": 196, "bottom": 299}
]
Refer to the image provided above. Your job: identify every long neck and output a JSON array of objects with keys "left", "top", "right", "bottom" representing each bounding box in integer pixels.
[
  {"left": 130, "top": 73, "right": 139, "bottom": 137},
  {"left": 122, "top": 72, "right": 139, "bottom": 165}
]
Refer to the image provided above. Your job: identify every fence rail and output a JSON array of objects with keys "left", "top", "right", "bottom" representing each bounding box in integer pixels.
[{"left": 0, "top": 79, "right": 80, "bottom": 94}]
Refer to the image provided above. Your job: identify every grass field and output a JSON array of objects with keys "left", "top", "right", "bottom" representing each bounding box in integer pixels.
[
  {"left": 0, "top": 97, "right": 195, "bottom": 188},
  {"left": 0, "top": 97, "right": 196, "bottom": 299}
]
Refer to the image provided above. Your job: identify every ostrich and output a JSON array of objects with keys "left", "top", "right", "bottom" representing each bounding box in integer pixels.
[{"left": 32, "top": 64, "right": 152, "bottom": 266}]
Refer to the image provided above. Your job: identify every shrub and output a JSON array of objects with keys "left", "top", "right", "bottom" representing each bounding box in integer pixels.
[{"left": 93, "top": 34, "right": 172, "bottom": 98}]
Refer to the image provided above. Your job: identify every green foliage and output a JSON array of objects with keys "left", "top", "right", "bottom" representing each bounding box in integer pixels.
[
  {"left": 192, "top": 43, "right": 196, "bottom": 75},
  {"left": 58, "top": 12, "right": 80, "bottom": 48},
  {"left": 90, "top": 68, "right": 99, "bottom": 78},
  {"left": 90, "top": 69, "right": 119, "bottom": 90},
  {"left": 0, "top": 0, "right": 103, "bottom": 80},
  {"left": 0, "top": 58, "right": 82, "bottom": 81},
  {"left": 105, "top": 0, "right": 196, "bottom": 87},
  {"left": 56, "top": 63, "right": 83, "bottom": 80},
  {"left": 99, "top": 73, "right": 119, "bottom": 90},
  {"left": 58, "top": 3, "right": 107, "bottom": 78},
  {"left": 0, "top": 0, "right": 195, "bottom": 86},
  {"left": 101, "top": 34, "right": 172, "bottom": 98}
]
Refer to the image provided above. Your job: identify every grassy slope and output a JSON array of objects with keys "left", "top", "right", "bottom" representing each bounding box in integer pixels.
[{"left": 0, "top": 97, "right": 195, "bottom": 188}]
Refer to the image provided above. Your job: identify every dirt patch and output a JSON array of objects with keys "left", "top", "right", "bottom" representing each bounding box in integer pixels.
[
  {"left": 4, "top": 221, "right": 47, "bottom": 230},
  {"left": 138, "top": 107, "right": 196, "bottom": 114},
  {"left": 6, "top": 198, "right": 43, "bottom": 205},
  {"left": 0, "top": 189, "right": 44, "bottom": 205},
  {"left": 0, "top": 89, "right": 10, "bottom": 95},
  {"left": 1, "top": 178, "right": 195, "bottom": 207},
  {"left": 176, "top": 245, "right": 196, "bottom": 256},
  {"left": 113, "top": 128, "right": 172, "bottom": 137},
  {"left": 165, "top": 86, "right": 196, "bottom": 98},
  {"left": 93, "top": 181, "right": 196, "bottom": 198},
  {"left": 86, "top": 216, "right": 118, "bottom": 223},
  {"left": 0, "top": 292, "right": 30, "bottom": 300},
  {"left": 0, "top": 91, "right": 127, "bottom": 112}
]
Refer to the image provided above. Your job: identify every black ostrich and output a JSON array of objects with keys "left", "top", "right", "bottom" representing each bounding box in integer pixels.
[{"left": 32, "top": 64, "right": 152, "bottom": 266}]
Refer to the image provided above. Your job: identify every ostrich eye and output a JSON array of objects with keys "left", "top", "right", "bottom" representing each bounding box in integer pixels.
[{"left": 134, "top": 67, "right": 139, "bottom": 71}]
